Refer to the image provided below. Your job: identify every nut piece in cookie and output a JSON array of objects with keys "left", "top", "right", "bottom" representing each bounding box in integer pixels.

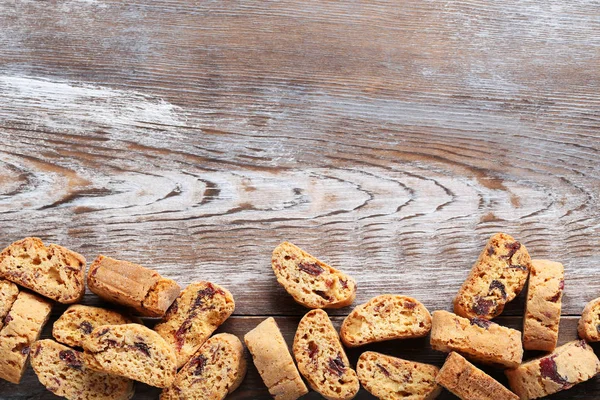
[
  {"left": 0, "top": 237, "right": 85, "bottom": 304},
  {"left": 506, "top": 340, "right": 600, "bottom": 400},
  {"left": 340, "top": 295, "right": 431, "bottom": 347},
  {"left": 437, "top": 352, "right": 518, "bottom": 400},
  {"left": 87, "top": 255, "right": 180, "bottom": 317},
  {"left": 155, "top": 281, "right": 235, "bottom": 369},
  {"left": 578, "top": 297, "right": 600, "bottom": 342},
  {"left": 245, "top": 317, "right": 308, "bottom": 400},
  {"left": 293, "top": 309, "right": 359, "bottom": 400},
  {"left": 53, "top": 305, "right": 136, "bottom": 348},
  {"left": 161, "top": 333, "right": 246, "bottom": 400},
  {"left": 430, "top": 310, "right": 522, "bottom": 368},
  {"left": 453, "top": 233, "right": 532, "bottom": 320},
  {"left": 0, "top": 291, "right": 53, "bottom": 383},
  {"left": 30, "top": 339, "right": 134, "bottom": 400},
  {"left": 523, "top": 259, "right": 564, "bottom": 351},
  {"left": 357, "top": 351, "right": 442, "bottom": 400},
  {"left": 272, "top": 242, "right": 356, "bottom": 309},
  {"left": 82, "top": 323, "right": 177, "bottom": 388}
]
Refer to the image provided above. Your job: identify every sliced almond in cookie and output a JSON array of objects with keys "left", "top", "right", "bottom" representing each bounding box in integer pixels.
[
  {"left": 453, "top": 233, "right": 532, "bottom": 320},
  {"left": 340, "top": 295, "right": 431, "bottom": 347},
  {"left": 30, "top": 339, "right": 134, "bottom": 400},
  {"left": 0, "top": 237, "right": 85, "bottom": 304},
  {"left": 53, "top": 305, "right": 136, "bottom": 348},
  {"left": 82, "top": 323, "right": 177, "bottom": 388},
  {"left": 272, "top": 242, "right": 356, "bottom": 309},
  {"left": 357, "top": 351, "right": 442, "bottom": 400},
  {"left": 87, "top": 255, "right": 180, "bottom": 317},
  {"left": 161, "top": 333, "right": 246, "bottom": 400},
  {"left": 293, "top": 309, "right": 359, "bottom": 400},
  {"left": 155, "top": 281, "right": 235, "bottom": 369},
  {"left": 578, "top": 297, "right": 600, "bottom": 342}
]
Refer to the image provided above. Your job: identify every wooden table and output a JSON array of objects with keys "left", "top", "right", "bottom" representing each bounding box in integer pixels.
[{"left": 1, "top": 0, "right": 599, "bottom": 398}]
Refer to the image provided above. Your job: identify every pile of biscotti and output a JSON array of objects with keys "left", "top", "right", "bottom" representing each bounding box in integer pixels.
[{"left": 0, "top": 234, "right": 599, "bottom": 400}]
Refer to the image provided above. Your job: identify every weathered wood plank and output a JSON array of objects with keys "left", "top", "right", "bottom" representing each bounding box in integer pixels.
[{"left": 0, "top": 315, "right": 596, "bottom": 399}]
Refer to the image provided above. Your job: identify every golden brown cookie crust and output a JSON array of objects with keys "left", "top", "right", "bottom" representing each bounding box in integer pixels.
[
  {"left": 437, "top": 352, "right": 518, "bottom": 400},
  {"left": 357, "top": 351, "right": 441, "bottom": 400},
  {"left": 430, "top": 310, "right": 522, "bottom": 368},
  {"left": 272, "top": 242, "right": 356, "bottom": 309},
  {"left": 293, "top": 309, "right": 359, "bottom": 400},
  {"left": 0, "top": 237, "right": 85, "bottom": 304},
  {"left": 82, "top": 323, "right": 177, "bottom": 388},
  {"left": 453, "top": 233, "right": 532, "bottom": 320},
  {"left": 0, "top": 291, "right": 53, "bottom": 383},
  {"left": 340, "top": 295, "right": 431, "bottom": 347},
  {"left": 154, "top": 281, "right": 235, "bottom": 369},
  {"left": 505, "top": 340, "right": 600, "bottom": 400},
  {"left": 245, "top": 317, "right": 308, "bottom": 400},
  {"left": 523, "top": 259, "right": 564, "bottom": 351},
  {"left": 578, "top": 297, "right": 600, "bottom": 342},
  {"left": 87, "top": 255, "right": 180, "bottom": 317},
  {"left": 30, "top": 339, "right": 134, "bottom": 400}
]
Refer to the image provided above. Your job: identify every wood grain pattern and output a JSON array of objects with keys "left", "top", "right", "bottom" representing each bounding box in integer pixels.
[{"left": 0, "top": 0, "right": 599, "bottom": 398}]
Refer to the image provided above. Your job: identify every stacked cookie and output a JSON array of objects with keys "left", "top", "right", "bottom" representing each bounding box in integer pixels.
[{"left": 0, "top": 237, "right": 243, "bottom": 400}]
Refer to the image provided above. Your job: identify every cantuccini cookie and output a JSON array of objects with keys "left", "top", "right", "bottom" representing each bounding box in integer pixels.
[
  {"left": 293, "top": 309, "right": 359, "bottom": 400},
  {"left": 0, "top": 279, "right": 19, "bottom": 330},
  {"left": 436, "top": 352, "right": 518, "bottom": 400},
  {"left": 453, "top": 233, "right": 532, "bottom": 320},
  {"left": 244, "top": 317, "right": 308, "bottom": 400},
  {"left": 357, "top": 351, "right": 441, "bottom": 400},
  {"left": 340, "top": 295, "right": 431, "bottom": 347},
  {"left": 505, "top": 340, "right": 600, "bottom": 400},
  {"left": 87, "top": 255, "right": 180, "bottom": 317},
  {"left": 272, "top": 242, "right": 356, "bottom": 309},
  {"left": 578, "top": 297, "right": 600, "bottom": 342},
  {"left": 161, "top": 333, "right": 246, "bottom": 400},
  {"left": 155, "top": 281, "right": 235, "bottom": 369},
  {"left": 30, "top": 339, "right": 134, "bottom": 400},
  {"left": 0, "top": 237, "right": 85, "bottom": 304},
  {"left": 430, "top": 310, "right": 522, "bottom": 368},
  {"left": 82, "top": 323, "right": 177, "bottom": 388},
  {"left": 522, "top": 259, "right": 564, "bottom": 351},
  {"left": 0, "top": 291, "right": 52, "bottom": 383},
  {"left": 53, "top": 304, "right": 135, "bottom": 348}
]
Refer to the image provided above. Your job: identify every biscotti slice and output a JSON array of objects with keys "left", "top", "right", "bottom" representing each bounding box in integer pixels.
[
  {"left": 357, "top": 351, "right": 442, "bottom": 400},
  {"left": 0, "top": 237, "right": 85, "bottom": 303},
  {"left": 0, "top": 291, "right": 52, "bottom": 383},
  {"left": 505, "top": 340, "right": 600, "bottom": 399},
  {"left": 0, "top": 279, "right": 19, "bottom": 330},
  {"left": 272, "top": 242, "right": 356, "bottom": 309},
  {"left": 430, "top": 310, "right": 522, "bottom": 368},
  {"left": 82, "top": 323, "right": 177, "bottom": 388},
  {"left": 30, "top": 339, "right": 134, "bottom": 400},
  {"left": 155, "top": 281, "right": 235, "bottom": 369},
  {"left": 53, "top": 304, "right": 135, "bottom": 348},
  {"left": 293, "top": 309, "right": 359, "bottom": 400},
  {"left": 340, "top": 295, "right": 431, "bottom": 347},
  {"left": 161, "top": 333, "right": 246, "bottom": 400},
  {"left": 453, "top": 233, "right": 532, "bottom": 320},
  {"left": 578, "top": 297, "right": 600, "bottom": 342},
  {"left": 437, "top": 352, "right": 518, "bottom": 400},
  {"left": 87, "top": 255, "right": 180, "bottom": 317},
  {"left": 244, "top": 317, "right": 308, "bottom": 400},
  {"left": 522, "top": 259, "right": 564, "bottom": 351}
]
